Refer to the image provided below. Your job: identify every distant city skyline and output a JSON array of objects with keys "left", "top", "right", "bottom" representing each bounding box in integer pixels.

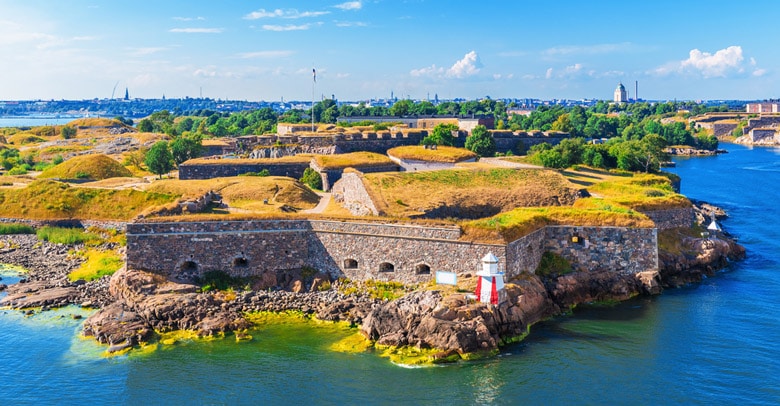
[{"left": 0, "top": 1, "right": 777, "bottom": 102}]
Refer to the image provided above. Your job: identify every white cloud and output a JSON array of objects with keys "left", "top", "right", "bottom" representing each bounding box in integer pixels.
[
  {"left": 173, "top": 16, "right": 205, "bottom": 21},
  {"left": 236, "top": 50, "right": 295, "bottom": 59},
  {"left": 334, "top": 1, "right": 362, "bottom": 10},
  {"left": 445, "top": 51, "right": 482, "bottom": 78},
  {"left": 335, "top": 21, "right": 368, "bottom": 27},
  {"left": 128, "top": 47, "right": 168, "bottom": 56},
  {"left": 655, "top": 46, "right": 749, "bottom": 78},
  {"left": 753, "top": 68, "right": 767, "bottom": 77},
  {"left": 169, "top": 28, "right": 223, "bottom": 34},
  {"left": 544, "top": 42, "right": 634, "bottom": 56},
  {"left": 244, "top": 9, "right": 329, "bottom": 19},
  {"left": 545, "top": 68, "right": 553, "bottom": 79},
  {"left": 262, "top": 24, "right": 312, "bottom": 31},
  {"left": 335, "top": 73, "right": 351, "bottom": 79},
  {"left": 410, "top": 65, "right": 444, "bottom": 77}
]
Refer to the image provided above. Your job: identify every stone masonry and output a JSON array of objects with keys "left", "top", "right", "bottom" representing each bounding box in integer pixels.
[{"left": 126, "top": 219, "right": 659, "bottom": 285}]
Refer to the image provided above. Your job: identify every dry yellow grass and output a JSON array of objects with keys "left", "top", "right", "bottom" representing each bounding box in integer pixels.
[
  {"left": 146, "top": 176, "right": 320, "bottom": 211},
  {"left": 183, "top": 155, "right": 314, "bottom": 166},
  {"left": 201, "top": 139, "right": 231, "bottom": 147},
  {"left": 0, "top": 179, "right": 175, "bottom": 220},
  {"left": 39, "top": 154, "right": 132, "bottom": 180},
  {"left": 80, "top": 177, "right": 149, "bottom": 189},
  {"left": 387, "top": 146, "right": 477, "bottom": 163},
  {"left": 363, "top": 168, "right": 584, "bottom": 218},
  {"left": 67, "top": 118, "right": 123, "bottom": 127},
  {"left": 312, "top": 152, "right": 394, "bottom": 170}
]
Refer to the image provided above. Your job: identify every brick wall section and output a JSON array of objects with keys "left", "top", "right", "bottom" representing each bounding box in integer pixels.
[
  {"left": 544, "top": 226, "right": 658, "bottom": 275},
  {"left": 642, "top": 207, "right": 694, "bottom": 230},
  {"left": 331, "top": 172, "right": 380, "bottom": 216},
  {"left": 179, "top": 162, "right": 310, "bottom": 180}
]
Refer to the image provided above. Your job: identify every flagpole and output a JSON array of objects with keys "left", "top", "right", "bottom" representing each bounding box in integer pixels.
[{"left": 312, "top": 67, "right": 316, "bottom": 133}]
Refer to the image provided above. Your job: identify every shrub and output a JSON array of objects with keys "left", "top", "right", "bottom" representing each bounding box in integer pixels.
[
  {"left": 7, "top": 167, "right": 27, "bottom": 175},
  {"left": 300, "top": 167, "right": 322, "bottom": 190},
  {"left": 195, "top": 270, "right": 248, "bottom": 292},
  {"left": 36, "top": 226, "right": 101, "bottom": 245},
  {"left": 0, "top": 223, "right": 35, "bottom": 235}
]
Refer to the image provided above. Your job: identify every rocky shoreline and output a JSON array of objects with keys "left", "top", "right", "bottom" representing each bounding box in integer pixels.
[{"left": 0, "top": 201, "right": 746, "bottom": 362}]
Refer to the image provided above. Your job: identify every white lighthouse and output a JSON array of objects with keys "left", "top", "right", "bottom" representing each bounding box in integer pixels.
[{"left": 474, "top": 253, "right": 506, "bottom": 305}]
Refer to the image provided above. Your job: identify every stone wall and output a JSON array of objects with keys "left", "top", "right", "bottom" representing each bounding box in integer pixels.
[
  {"left": 712, "top": 122, "right": 738, "bottom": 137},
  {"left": 544, "top": 226, "right": 658, "bottom": 275},
  {"left": 505, "top": 227, "right": 548, "bottom": 277},
  {"left": 642, "top": 207, "right": 694, "bottom": 230},
  {"left": 178, "top": 162, "right": 311, "bottom": 180},
  {"left": 331, "top": 172, "right": 380, "bottom": 216},
  {"left": 126, "top": 219, "right": 660, "bottom": 285},
  {"left": 0, "top": 217, "right": 127, "bottom": 232}
]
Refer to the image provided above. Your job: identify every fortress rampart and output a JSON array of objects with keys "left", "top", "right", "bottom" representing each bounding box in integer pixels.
[{"left": 126, "top": 219, "right": 658, "bottom": 285}]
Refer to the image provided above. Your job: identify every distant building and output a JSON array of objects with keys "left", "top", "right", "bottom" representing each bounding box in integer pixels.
[
  {"left": 746, "top": 102, "right": 780, "bottom": 114},
  {"left": 613, "top": 82, "right": 627, "bottom": 103}
]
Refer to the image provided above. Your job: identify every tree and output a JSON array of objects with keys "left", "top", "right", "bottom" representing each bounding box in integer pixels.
[
  {"left": 144, "top": 141, "right": 173, "bottom": 179},
  {"left": 300, "top": 167, "right": 322, "bottom": 190},
  {"left": 170, "top": 137, "right": 202, "bottom": 167},
  {"left": 422, "top": 123, "right": 457, "bottom": 146},
  {"left": 390, "top": 99, "right": 414, "bottom": 116},
  {"left": 464, "top": 125, "right": 496, "bottom": 157}
]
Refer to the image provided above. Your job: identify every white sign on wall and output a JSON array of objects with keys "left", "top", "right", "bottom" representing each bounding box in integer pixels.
[{"left": 435, "top": 271, "right": 457, "bottom": 286}]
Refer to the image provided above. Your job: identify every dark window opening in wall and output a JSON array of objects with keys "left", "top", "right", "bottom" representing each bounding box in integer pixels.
[
  {"left": 344, "top": 259, "right": 358, "bottom": 269},
  {"left": 415, "top": 264, "right": 431, "bottom": 274},
  {"left": 379, "top": 262, "right": 395, "bottom": 272},
  {"left": 181, "top": 261, "right": 198, "bottom": 272},
  {"left": 234, "top": 257, "right": 248, "bottom": 267}
]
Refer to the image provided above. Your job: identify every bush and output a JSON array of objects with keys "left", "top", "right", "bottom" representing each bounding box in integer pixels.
[
  {"left": 535, "top": 252, "right": 573, "bottom": 277},
  {"left": 300, "top": 167, "right": 322, "bottom": 190},
  {"left": 195, "top": 270, "right": 248, "bottom": 292},
  {"left": 36, "top": 226, "right": 101, "bottom": 245},
  {"left": 7, "top": 167, "right": 27, "bottom": 175},
  {"left": 0, "top": 223, "right": 35, "bottom": 235},
  {"left": 238, "top": 169, "right": 270, "bottom": 177}
]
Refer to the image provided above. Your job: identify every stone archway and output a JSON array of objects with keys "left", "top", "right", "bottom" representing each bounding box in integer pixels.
[
  {"left": 233, "top": 257, "right": 248, "bottom": 267},
  {"left": 379, "top": 262, "right": 394, "bottom": 272},
  {"left": 415, "top": 264, "right": 431, "bottom": 275},
  {"left": 344, "top": 258, "right": 358, "bottom": 269}
]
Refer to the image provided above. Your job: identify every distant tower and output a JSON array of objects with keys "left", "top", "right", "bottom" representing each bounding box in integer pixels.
[
  {"left": 614, "top": 82, "right": 627, "bottom": 103},
  {"left": 124, "top": 88, "right": 129, "bottom": 101}
]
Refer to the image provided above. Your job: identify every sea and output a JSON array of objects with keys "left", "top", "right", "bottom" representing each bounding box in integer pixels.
[
  {"left": 0, "top": 117, "right": 81, "bottom": 128},
  {"left": 1, "top": 143, "right": 779, "bottom": 405}
]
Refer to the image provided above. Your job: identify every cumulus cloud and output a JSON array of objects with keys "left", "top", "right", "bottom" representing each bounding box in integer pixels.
[
  {"left": 334, "top": 1, "right": 362, "bottom": 10},
  {"left": 236, "top": 50, "right": 295, "bottom": 59},
  {"left": 655, "top": 45, "right": 756, "bottom": 78},
  {"left": 169, "top": 28, "right": 222, "bottom": 34},
  {"left": 445, "top": 51, "right": 482, "bottom": 78},
  {"left": 410, "top": 51, "right": 482, "bottom": 79},
  {"left": 244, "top": 9, "right": 329, "bottom": 19}
]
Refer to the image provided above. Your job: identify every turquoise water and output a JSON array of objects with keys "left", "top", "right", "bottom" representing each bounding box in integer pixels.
[{"left": 2, "top": 143, "right": 780, "bottom": 405}]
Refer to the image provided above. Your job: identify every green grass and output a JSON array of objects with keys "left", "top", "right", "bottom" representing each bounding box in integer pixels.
[
  {"left": 0, "top": 223, "right": 35, "bottom": 235},
  {"left": 68, "top": 249, "right": 123, "bottom": 281},
  {"left": 313, "top": 151, "right": 394, "bottom": 170},
  {"left": 36, "top": 226, "right": 101, "bottom": 245}
]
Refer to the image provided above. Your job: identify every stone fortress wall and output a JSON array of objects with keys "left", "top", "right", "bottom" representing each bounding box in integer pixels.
[{"left": 126, "top": 219, "right": 660, "bottom": 285}]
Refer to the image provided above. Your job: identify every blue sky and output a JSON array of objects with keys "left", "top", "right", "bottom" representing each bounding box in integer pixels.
[{"left": 0, "top": 0, "right": 776, "bottom": 101}]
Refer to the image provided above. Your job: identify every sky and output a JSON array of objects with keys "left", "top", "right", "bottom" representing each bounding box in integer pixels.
[{"left": 0, "top": 0, "right": 777, "bottom": 102}]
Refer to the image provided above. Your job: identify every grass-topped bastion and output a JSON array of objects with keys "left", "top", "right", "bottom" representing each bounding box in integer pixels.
[
  {"left": 386, "top": 145, "right": 477, "bottom": 163},
  {"left": 39, "top": 154, "right": 132, "bottom": 181}
]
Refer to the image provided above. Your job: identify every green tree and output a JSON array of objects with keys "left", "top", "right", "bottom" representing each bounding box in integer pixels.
[
  {"left": 144, "top": 141, "right": 173, "bottom": 179},
  {"left": 422, "top": 123, "right": 457, "bottom": 146},
  {"left": 464, "top": 125, "right": 496, "bottom": 157},
  {"left": 390, "top": 99, "right": 414, "bottom": 116},
  {"left": 170, "top": 137, "right": 203, "bottom": 167},
  {"left": 300, "top": 167, "right": 322, "bottom": 190}
]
